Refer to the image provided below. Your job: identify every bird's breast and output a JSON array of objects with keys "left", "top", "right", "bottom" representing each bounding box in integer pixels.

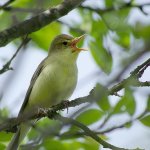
[{"left": 28, "top": 60, "right": 78, "bottom": 108}]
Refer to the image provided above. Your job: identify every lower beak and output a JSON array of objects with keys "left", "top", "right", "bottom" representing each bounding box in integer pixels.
[{"left": 70, "top": 34, "right": 87, "bottom": 52}]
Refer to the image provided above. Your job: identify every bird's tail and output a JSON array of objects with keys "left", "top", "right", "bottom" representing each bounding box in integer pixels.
[
  {"left": 7, "top": 128, "right": 20, "bottom": 150},
  {"left": 7, "top": 123, "right": 31, "bottom": 150}
]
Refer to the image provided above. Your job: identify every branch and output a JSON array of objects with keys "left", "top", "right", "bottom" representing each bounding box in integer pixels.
[
  {"left": 130, "top": 58, "right": 150, "bottom": 78},
  {"left": 2, "top": 109, "right": 139, "bottom": 150},
  {"left": 54, "top": 114, "right": 137, "bottom": 150},
  {"left": 80, "top": 2, "right": 150, "bottom": 15},
  {"left": 0, "top": 35, "right": 30, "bottom": 74},
  {"left": 0, "top": 0, "right": 85, "bottom": 47},
  {"left": 109, "top": 58, "right": 150, "bottom": 95},
  {"left": 99, "top": 109, "right": 148, "bottom": 134},
  {"left": 0, "top": 53, "right": 149, "bottom": 150},
  {"left": 59, "top": 109, "right": 147, "bottom": 139},
  {"left": 0, "top": 57, "right": 149, "bottom": 132},
  {"left": 80, "top": 2, "right": 150, "bottom": 31},
  {"left": 0, "top": 98, "right": 91, "bottom": 132}
]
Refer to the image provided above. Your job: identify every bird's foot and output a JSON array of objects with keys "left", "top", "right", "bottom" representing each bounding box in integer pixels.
[{"left": 62, "top": 100, "right": 70, "bottom": 113}]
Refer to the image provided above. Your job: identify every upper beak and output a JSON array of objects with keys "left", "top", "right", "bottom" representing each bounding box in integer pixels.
[{"left": 70, "top": 34, "right": 87, "bottom": 52}]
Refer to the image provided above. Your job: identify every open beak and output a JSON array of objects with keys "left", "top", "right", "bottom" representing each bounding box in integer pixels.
[{"left": 70, "top": 34, "right": 87, "bottom": 52}]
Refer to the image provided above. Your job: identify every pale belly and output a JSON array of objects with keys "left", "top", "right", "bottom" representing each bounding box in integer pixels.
[{"left": 27, "top": 63, "right": 77, "bottom": 108}]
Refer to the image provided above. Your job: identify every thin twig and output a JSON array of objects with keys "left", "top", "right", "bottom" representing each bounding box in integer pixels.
[
  {"left": 98, "top": 109, "right": 148, "bottom": 134},
  {"left": 53, "top": 114, "right": 141, "bottom": 150},
  {"left": 0, "top": 35, "right": 30, "bottom": 74},
  {"left": 59, "top": 109, "right": 147, "bottom": 139},
  {"left": 80, "top": 2, "right": 150, "bottom": 15},
  {"left": 109, "top": 58, "right": 150, "bottom": 95},
  {"left": 0, "top": 0, "right": 15, "bottom": 9},
  {"left": 130, "top": 58, "right": 150, "bottom": 77}
]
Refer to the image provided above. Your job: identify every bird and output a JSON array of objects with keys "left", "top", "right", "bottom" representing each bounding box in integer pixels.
[{"left": 7, "top": 34, "right": 86, "bottom": 150}]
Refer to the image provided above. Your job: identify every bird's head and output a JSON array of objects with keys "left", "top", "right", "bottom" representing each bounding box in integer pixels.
[{"left": 49, "top": 34, "right": 86, "bottom": 56}]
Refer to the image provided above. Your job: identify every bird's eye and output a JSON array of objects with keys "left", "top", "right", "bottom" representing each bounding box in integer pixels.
[{"left": 62, "top": 41, "right": 68, "bottom": 45}]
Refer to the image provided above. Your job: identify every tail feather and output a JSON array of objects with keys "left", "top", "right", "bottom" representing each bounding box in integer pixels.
[
  {"left": 7, "top": 129, "right": 20, "bottom": 150},
  {"left": 7, "top": 123, "right": 31, "bottom": 150}
]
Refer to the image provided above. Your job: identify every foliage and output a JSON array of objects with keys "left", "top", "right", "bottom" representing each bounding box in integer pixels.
[{"left": 0, "top": 0, "right": 150, "bottom": 150}]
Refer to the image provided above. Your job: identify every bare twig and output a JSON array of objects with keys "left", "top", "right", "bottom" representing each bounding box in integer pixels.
[
  {"left": 0, "top": 35, "right": 30, "bottom": 74},
  {"left": 109, "top": 58, "right": 150, "bottom": 95},
  {"left": 98, "top": 109, "right": 148, "bottom": 134},
  {"left": 130, "top": 58, "right": 150, "bottom": 78},
  {"left": 59, "top": 109, "right": 147, "bottom": 139},
  {"left": 57, "top": 96, "right": 148, "bottom": 143},
  {"left": 107, "top": 49, "right": 148, "bottom": 87},
  {"left": 54, "top": 114, "right": 137, "bottom": 150},
  {"left": 80, "top": 2, "right": 150, "bottom": 15}
]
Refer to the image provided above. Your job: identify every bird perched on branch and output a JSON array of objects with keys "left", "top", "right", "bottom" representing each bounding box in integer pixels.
[{"left": 7, "top": 34, "right": 86, "bottom": 150}]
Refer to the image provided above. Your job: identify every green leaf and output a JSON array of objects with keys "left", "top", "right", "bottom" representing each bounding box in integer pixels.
[
  {"left": 0, "top": 108, "right": 9, "bottom": 120},
  {"left": 64, "top": 140, "right": 83, "bottom": 150},
  {"left": 124, "top": 122, "right": 132, "bottom": 128},
  {"left": 105, "top": 0, "right": 113, "bottom": 7},
  {"left": 0, "top": 12, "right": 12, "bottom": 31},
  {"left": 90, "top": 20, "right": 112, "bottom": 74},
  {"left": 140, "top": 115, "right": 150, "bottom": 127},
  {"left": 122, "top": 88, "right": 136, "bottom": 115},
  {"left": 43, "top": 139, "right": 65, "bottom": 150},
  {"left": 92, "top": 83, "right": 108, "bottom": 100},
  {"left": 12, "top": 0, "right": 32, "bottom": 7},
  {"left": 132, "top": 23, "right": 150, "bottom": 39},
  {"left": 76, "top": 109, "right": 103, "bottom": 125},
  {"left": 90, "top": 40, "right": 112, "bottom": 74},
  {"left": 0, "top": 143, "right": 6, "bottom": 150},
  {"left": 0, "top": 132, "right": 12, "bottom": 142},
  {"left": 48, "top": 0, "right": 62, "bottom": 7},
  {"left": 31, "top": 22, "right": 61, "bottom": 50},
  {"left": 112, "top": 88, "right": 136, "bottom": 115},
  {"left": 97, "top": 95, "right": 111, "bottom": 111},
  {"left": 82, "top": 137, "right": 99, "bottom": 150},
  {"left": 12, "top": 0, "right": 62, "bottom": 8},
  {"left": 78, "top": 9, "right": 93, "bottom": 32},
  {"left": 93, "top": 84, "right": 110, "bottom": 111},
  {"left": 102, "top": 8, "right": 130, "bottom": 31},
  {"left": 114, "top": 31, "right": 131, "bottom": 49},
  {"left": 91, "top": 20, "right": 108, "bottom": 36},
  {"left": 28, "top": 118, "right": 61, "bottom": 140},
  {"left": 112, "top": 98, "right": 126, "bottom": 114}
]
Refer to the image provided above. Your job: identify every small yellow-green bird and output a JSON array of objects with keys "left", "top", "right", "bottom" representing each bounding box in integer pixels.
[{"left": 7, "top": 34, "right": 85, "bottom": 150}]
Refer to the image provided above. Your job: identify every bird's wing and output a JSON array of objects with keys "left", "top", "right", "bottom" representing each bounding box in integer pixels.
[{"left": 19, "top": 57, "right": 47, "bottom": 114}]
